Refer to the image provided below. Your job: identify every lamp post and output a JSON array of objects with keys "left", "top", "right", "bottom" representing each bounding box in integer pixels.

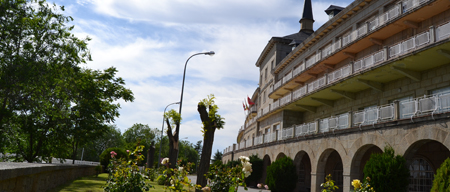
[
  {"left": 158, "top": 101, "right": 180, "bottom": 168},
  {"left": 176, "top": 51, "right": 214, "bottom": 160}
]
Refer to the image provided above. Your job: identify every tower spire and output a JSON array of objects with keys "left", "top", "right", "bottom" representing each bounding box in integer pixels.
[{"left": 300, "top": 0, "right": 314, "bottom": 33}]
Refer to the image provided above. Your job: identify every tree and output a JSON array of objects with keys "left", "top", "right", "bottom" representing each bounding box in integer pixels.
[
  {"left": 266, "top": 156, "right": 297, "bottom": 192},
  {"left": 196, "top": 94, "right": 225, "bottom": 188},
  {"left": 164, "top": 109, "right": 182, "bottom": 169},
  {"left": 76, "top": 124, "right": 125, "bottom": 162},
  {"left": 0, "top": 0, "right": 134, "bottom": 162},
  {"left": 363, "top": 145, "right": 409, "bottom": 192},
  {"left": 69, "top": 67, "right": 134, "bottom": 164},
  {"left": 123, "top": 123, "right": 157, "bottom": 147},
  {"left": 212, "top": 150, "right": 223, "bottom": 165}
]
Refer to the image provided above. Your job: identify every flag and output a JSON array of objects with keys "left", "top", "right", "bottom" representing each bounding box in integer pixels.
[
  {"left": 242, "top": 102, "right": 247, "bottom": 111},
  {"left": 245, "top": 99, "right": 249, "bottom": 110},
  {"left": 247, "top": 96, "right": 255, "bottom": 105}
]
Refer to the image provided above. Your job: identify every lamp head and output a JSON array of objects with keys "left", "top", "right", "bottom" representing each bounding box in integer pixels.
[{"left": 204, "top": 51, "right": 215, "bottom": 56}]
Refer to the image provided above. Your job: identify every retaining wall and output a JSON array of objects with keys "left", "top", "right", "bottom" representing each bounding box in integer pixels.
[{"left": 0, "top": 162, "right": 96, "bottom": 192}]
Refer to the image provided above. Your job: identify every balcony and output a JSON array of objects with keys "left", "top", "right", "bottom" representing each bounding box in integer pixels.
[
  {"left": 234, "top": 91, "right": 450, "bottom": 151},
  {"left": 269, "top": 0, "right": 440, "bottom": 100},
  {"left": 256, "top": 8, "right": 450, "bottom": 121}
]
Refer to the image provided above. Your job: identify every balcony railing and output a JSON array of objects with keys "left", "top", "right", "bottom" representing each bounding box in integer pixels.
[
  {"left": 293, "top": 63, "right": 305, "bottom": 77},
  {"left": 270, "top": 0, "right": 431, "bottom": 96},
  {"left": 229, "top": 91, "right": 450, "bottom": 151},
  {"left": 280, "top": 93, "right": 292, "bottom": 106}
]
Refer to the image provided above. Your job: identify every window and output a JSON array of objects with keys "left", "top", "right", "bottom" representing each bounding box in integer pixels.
[
  {"left": 265, "top": 68, "right": 268, "bottom": 80},
  {"left": 271, "top": 60, "right": 275, "bottom": 69},
  {"left": 333, "top": 162, "right": 343, "bottom": 192},
  {"left": 409, "top": 157, "right": 434, "bottom": 192},
  {"left": 263, "top": 91, "right": 266, "bottom": 103}
]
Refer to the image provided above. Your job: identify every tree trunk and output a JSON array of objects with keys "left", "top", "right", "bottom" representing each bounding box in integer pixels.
[
  {"left": 196, "top": 126, "right": 216, "bottom": 189},
  {"left": 166, "top": 118, "right": 179, "bottom": 169},
  {"left": 196, "top": 104, "right": 217, "bottom": 189}
]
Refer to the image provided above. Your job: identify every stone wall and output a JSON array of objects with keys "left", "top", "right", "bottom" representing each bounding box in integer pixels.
[{"left": 0, "top": 162, "right": 96, "bottom": 192}]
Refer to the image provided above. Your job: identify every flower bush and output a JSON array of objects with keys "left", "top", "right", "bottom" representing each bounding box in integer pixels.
[
  {"left": 103, "top": 145, "right": 153, "bottom": 192},
  {"left": 321, "top": 174, "right": 339, "bottom": 192},
  {"left": 157, "top": 158, "right": 200, "bottom": 192},
  {"left": 350, "top": 177, "right": 375, "bottom": 192},
  {"left": 205, "top": 156, "right": 252, "bottom": 192}
]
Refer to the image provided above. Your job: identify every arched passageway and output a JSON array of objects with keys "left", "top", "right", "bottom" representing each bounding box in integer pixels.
[
  {"left": 276, "top": 152, "right": 286, "bottom": 160},
  {"left": 261, "top": 155, "right": 271, "bottom": 184},
  {"left": 294, "top": 151, "right": 311, "bottom": 192},
  {"left": 404, "top": 140, "right": 450, "bottom": 192},
  {"left": 350, "top": 144, "right": 383, "bottom": 181},
  {"left": 317, "top": 149, "right": 343, "bottom": 192}
]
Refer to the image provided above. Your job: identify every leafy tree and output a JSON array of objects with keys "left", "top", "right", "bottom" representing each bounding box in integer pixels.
[
  {"left": 363, "top": 145, "right": 409, "bottom": 192},
  {"left": 68, "top": 67, "right": 134, "bottom": 164},
  {"left": 265, "top": 156, "right": 297, "bottom": 192},
  {"left": 212, "top": 150, "right": 223, "bottom": 165},
  {"left": 77, "top": 124, "right": 125, "bottom": 162},
  {"left": 0, "top": 0, "right": 133, "bottom": 162},
  {"left": 196, "top": 94, "right": 225, "bottom": 188},
  {"left": 431, "top": 157, "right": 450, "bottom": 192},
  {"left": 123, "top": 123, "right": 157, "bottom": 147},
  {"left": 245, "top": 154, "right": 263, "bottom": 187}
]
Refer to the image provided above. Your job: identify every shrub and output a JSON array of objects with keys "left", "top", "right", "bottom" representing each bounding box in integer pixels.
[
  {"left": 225, "top": 159, "right": 240, "bottom": 168},
  {"left": 431, "top": 157, "right": 450, "bottom": 191},
  {"left": 321, "top": 174, "right": 339, "bottom": 192},
  {"left": 99, "top": 147, "right": 127, "bottom": 171},
  {"left": 205, "top": 156, "right": 252, "bottom": 192},
  {"left": 363, "top": 145, "right": 409, "bottom": 192},
  {"left": 265, "top": 156, "right": 297, "bottom": 192},
  {"left": 103, "top": 145, "right": 153, "bottom": 192},
  {"left": 245, "top": 154, "right": 263, "bottom": 187}
]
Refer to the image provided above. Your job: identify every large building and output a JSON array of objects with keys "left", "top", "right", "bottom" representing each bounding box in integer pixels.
[{"left": 222, "top": 0, "right": 450, "bottom": 191}]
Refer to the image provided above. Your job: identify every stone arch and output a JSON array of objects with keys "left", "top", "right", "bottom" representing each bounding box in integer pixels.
[
  {"left": 316, "top": 149, "right": 344, "bottom": 192},
  {"left": 403, "top": 139, "right": 450, "bottom": 191},
  {"left": 349, "top": 144, "right": 383, "bottom": 181},
  {"left": 276, "top": 152, "right": 286, "bottom": 160},
  {"left": 261, "top": 154, "right": 271, "bottom": 184},
  {"left": 293, "top": 151, "right": 312, "bottom": 192}
]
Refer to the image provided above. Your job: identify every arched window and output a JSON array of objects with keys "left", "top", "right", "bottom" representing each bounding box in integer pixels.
[{"left": 409, "top": 157, "right": 434, "bottom": 192}]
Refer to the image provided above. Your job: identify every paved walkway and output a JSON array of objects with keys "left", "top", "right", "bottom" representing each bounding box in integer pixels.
[{"left": 187, "top": 176, "right": 270, "bottom": 192}]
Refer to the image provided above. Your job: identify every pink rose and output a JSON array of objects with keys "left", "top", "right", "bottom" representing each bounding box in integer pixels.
[
  {"left": 126, "top": 150, "right": 130, "bottom": 153},
  {"left": 264, "top": 185, "right": 269, "bottom": 190},
  {"left": 257, "top": 184, "right": 262, "bottom": 188}
]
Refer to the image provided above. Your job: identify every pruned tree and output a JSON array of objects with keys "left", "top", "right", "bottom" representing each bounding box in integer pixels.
[
  {"left": 164, "top": 109, "right": 182, "bottom": 168},
  {"left": 196, "top": 94, "right": 225, "bottom": 188}
]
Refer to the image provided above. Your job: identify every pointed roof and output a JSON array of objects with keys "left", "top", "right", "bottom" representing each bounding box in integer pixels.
[{"left": 302, "top": 0, "right": 314, "bottom": 20}]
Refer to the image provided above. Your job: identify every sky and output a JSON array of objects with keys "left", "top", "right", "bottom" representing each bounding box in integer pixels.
[{"left": 52, "top": 0, "right": 352, "bottom": 158}]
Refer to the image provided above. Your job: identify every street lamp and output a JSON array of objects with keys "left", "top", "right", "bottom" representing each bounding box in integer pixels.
[
  {"left": 176, "top": 51, "right": 214, "bottom": 160},
  {"left": 158, "top": 101, "right": 180, "bottom": 168}
]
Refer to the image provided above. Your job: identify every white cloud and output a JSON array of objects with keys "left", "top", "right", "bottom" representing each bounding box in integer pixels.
[{"left": 56, "top": 0, "right": 354, "bottom": 155}]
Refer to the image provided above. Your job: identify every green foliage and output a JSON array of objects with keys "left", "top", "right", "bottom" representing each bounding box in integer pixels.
[
  {"left": 99, "top": 147, "right": 127, "bottom": 170},
  {"left": 0, "top": 0, "right": 133, "bottom": 162},
  {"left": 77, "top": 125, "right": 125, "bottom": 162},
  {"left": 145, "top": 168, "right": 157, "bottom": 182},
  {"left": 206, "top": 156, "right": 251, "bottom": 192},
  {"left": 95, "top": 165, "right": 103, "bottom": 177},
  {"left": 321, "top": 174, "right": 339, "bottom": 192},
  {"left": 226, "top": 160, "right": 241, "bottom": 168},
  {"left": 265, "top": 156, "right": 297, "bottom": 192},
  {"left": 431, "top": 157, "right": 450, "bottom": 192},
  {"left": 164, "top": 109, "right": 182, "bottom": 129},
  {"left": 158, "top": 160, "right": 201, "bottom": 191},
  {"left": 350, "top": 177, "right": 375, "bottom": 192},
  {"left": 103, "top": 145, "right": 153, "bottom": 192},
  {"left": 363, "top": 145, "right": 409, "bottom": 192},
  {"left": 198, "top": 94, "right": 225, "bottom": 134},
  {"left": 212, "top": 149, "right": 223, "bottom": 165},
  {"left": 245, "top": 154, "right": 263, "bottom": 187}
]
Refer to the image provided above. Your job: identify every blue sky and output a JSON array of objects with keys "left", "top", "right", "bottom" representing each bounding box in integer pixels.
[{"left": 52, "top": 0, "right": 352, "bottom": 157}]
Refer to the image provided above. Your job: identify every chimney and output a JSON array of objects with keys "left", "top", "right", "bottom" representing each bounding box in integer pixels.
[{"left": 299, "top": 0, "right": 314, "bottom": 34}]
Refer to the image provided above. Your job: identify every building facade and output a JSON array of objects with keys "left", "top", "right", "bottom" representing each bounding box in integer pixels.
[{"left": 222, "top": 0, "right": 450, "bottom": 191}]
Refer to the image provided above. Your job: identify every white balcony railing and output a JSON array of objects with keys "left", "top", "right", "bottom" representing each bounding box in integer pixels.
[
  {"left": 293, "top": 63, "right": 305, "bottom": 77},
  {"left": 283, "top": 71, "right": 293, "bottom": 83},
  {"left": 280, "top": 93, "right": 292, "bottom": 106}
]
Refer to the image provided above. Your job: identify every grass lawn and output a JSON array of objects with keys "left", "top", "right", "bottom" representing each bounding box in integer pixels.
[{"left": 48, "top": 173, "right": 194, "bottom": 192}]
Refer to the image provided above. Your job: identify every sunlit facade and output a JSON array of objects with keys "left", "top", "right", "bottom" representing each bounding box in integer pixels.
[{"left": 223, "top": 0, "right": 450, "bottom": 191}]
